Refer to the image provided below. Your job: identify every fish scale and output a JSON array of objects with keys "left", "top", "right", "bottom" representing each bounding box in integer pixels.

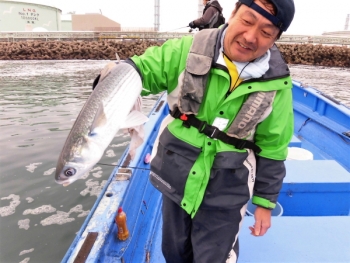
[{"left": 55, "top": 63, "right": 146, "bottom": 186}]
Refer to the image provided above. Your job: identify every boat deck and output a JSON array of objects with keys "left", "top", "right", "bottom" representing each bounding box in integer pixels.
[
  {"left": 148, "top": 216, "right": 350, "bottom": 263},
  {"left": 240, "top": 216, "right": 350, "bottom": 263}
]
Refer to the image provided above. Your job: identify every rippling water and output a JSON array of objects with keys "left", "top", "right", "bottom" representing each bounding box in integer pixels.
[
  {"left": 289, "top": 65, "right": 350, "bottom": 107},
  {"left": 0, "top": 60, "right": 349, "bottom": 263},
  {"left": 0, "top": 60, "right": 158, "bottom": 263}
]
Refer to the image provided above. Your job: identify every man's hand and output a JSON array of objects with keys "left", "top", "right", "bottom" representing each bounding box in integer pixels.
[
  {"left": 188, "top": 21, "right": 196, "bottom": 29},
  {"left": 249, "top": 206, "right": 271, "bottom": 236}
]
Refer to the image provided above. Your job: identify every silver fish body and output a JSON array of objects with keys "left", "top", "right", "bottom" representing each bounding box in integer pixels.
[{"left": 55, "top": 63, "right": 147, "bottom": 186}]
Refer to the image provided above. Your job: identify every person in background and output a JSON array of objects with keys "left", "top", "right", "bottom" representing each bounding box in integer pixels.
[
  {"left": 189, "top": 0, "right": 225, "bottom": 30},
  {"left": 93, "top": 0, "right": 295, "bottom": 262}
]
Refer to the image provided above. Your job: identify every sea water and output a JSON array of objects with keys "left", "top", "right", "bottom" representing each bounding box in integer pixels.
[{"left": 0, "top": 60, "right": 349, "bottom": 263}]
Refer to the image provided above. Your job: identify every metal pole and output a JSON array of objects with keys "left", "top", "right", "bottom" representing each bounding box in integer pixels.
[
  {"left": 198, "top": 0, "right": 204, "bottom": 18},
  {"left": 345, "top": 14, "right": 349, "bottom": 30},
  {"left": 154, "top": 0, "right": 160, "bottom": 31}
]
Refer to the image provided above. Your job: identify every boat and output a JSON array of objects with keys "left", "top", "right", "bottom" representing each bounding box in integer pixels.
[{"left": 61, "top": 80, "right": 350, "bottom": 263}]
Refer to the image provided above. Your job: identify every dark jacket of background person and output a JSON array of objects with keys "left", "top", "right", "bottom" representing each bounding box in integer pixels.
[{"left": 191, "top": 0, "right": 225, "bottom": 30}]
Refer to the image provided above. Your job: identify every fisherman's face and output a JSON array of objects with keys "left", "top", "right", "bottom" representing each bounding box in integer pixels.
[{"left": 224, "top": 0, "right": 280, "bottom": 62}]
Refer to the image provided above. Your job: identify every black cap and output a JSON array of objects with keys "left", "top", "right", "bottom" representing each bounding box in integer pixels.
[{"left": 239, "top": 0, "right": 295, "bottom": 31}]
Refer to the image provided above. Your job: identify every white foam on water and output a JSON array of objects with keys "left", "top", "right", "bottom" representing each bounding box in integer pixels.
[
  {"left": 19, "top": 248, "right": 34, "bottom": 256},
  {"left": 25, "top": 162, "right": 42, "bottom": 173},
  {"left": 23, "top": 205, "right": 56, "bottom": 215},
  {"left": 18, "top": 219, "right": 30, "bottom": 230},
  {"left": 105, "top": 149, "right": 116, "bottom": 158},
  {"left": 0, "top": 194, "right": 21, "bottom": 217},
  {"left": 91, "top": 166, "right": 102, "bottom": 172},
  {"left": 92, "top": 170, "right": 103, "bottom": 178},
  {"left": 80, "top": 179, "right": 107, "bottom": 197},
  {"left": 113, "top": 132, "right": 126, "bottom": 138},
  {"left": 26, "top": 197, "right": 34, "bottom": 203},
  {"left": 40, "top": 210, "right": 74, "bottom": 226},
  {"left": 111, "top": 141, "right": 129, "bottom": 148},
  {"left": 19, "top": 257, "right": 30, "bottom": 263},
  {"left": 81, "top": 172, "right": 90, "bottom": 180},
  {"left": 69, "top": 204, "right": 87, "bottom": 213},
  {"left": 43, "top": 168, "right": 56, "bottom": 176},
  {"left": 77, "top": 210, "right": 90, "bottom": 218},
  {"left": 40, "top": 204, "right": 90, "bottom": 226}
]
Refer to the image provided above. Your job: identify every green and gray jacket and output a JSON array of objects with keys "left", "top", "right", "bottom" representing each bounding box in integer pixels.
[{"left": 129, "top": 25, "right": 293, "bottom": 218}]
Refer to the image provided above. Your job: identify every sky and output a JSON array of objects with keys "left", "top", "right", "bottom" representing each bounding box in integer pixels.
[{"left": 15, "top": 0, "right": 350, "bottom": 35}]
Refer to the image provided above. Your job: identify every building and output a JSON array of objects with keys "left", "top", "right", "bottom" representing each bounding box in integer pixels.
[
  {"left": 0, "top": 0, "right": 61, "bottom": 31},
  {"left": 0, "top": 1, "right": 121, "bottom": 32},
  {"left": 61, "top": 14, "right": 72, "bottom": 31},
  {"left": 71, "top": 13, "right": 121, "bottom": 32},
  {"left": 57, "top": 13, "right": 121, "bottom": 32}
]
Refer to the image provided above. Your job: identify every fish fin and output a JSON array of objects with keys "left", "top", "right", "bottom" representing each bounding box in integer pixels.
[
  {"left": 89, "top": 103, "right": 107, "bottom": 136},
  {"left": 99, "top": 62, "right": 117, "bottom": 83},
  {"left": 121, "top": 96, "right": 148, "bottom": 159},
  {"left": 128, "top": 125, "right": 145, "bottom": 160},
  {"left": 120, "top": 110, "right": 149, "bottom": 129}
]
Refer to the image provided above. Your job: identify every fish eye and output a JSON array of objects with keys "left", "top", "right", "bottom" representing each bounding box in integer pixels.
[{"left": 64, "top": 168, "right": 76, "bottom": 177}]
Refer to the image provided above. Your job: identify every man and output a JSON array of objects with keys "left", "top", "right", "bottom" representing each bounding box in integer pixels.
[
  {"left": 189, "top": 0, "right": 225, "bottom": 30},
  {"left": 94, "top": 0, "right": 295, "bottom": 262}
]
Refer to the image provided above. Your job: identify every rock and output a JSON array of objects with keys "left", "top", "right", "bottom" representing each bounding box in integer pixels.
[{"left": 0, "top": 40, "right": 348, "bottom": 67}]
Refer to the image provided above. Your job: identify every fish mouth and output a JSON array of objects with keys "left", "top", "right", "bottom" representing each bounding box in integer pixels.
[{"left": 55, "top": 179, "right": 72, "bottom": 187}]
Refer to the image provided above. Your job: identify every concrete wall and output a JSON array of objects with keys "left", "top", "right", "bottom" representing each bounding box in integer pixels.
[
  {"left": 0, "top": 0, "right": 61, "bottom": 31},
  {"left": 72, "top": 14, "right": 121, "bottom": 31}
]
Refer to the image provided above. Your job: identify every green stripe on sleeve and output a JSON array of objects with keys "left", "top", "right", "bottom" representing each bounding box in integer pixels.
[{"left": 252, "top": 196, "right": 276, "bottom": 209}]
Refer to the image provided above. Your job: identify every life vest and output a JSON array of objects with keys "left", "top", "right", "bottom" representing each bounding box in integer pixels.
[{"left": 172, "top": 29, "right": 276, "bottom": 153}]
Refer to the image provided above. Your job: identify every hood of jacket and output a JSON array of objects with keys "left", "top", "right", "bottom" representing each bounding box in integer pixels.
[{"left": 206, "top": 0, "right": 223, "bottom": 12}]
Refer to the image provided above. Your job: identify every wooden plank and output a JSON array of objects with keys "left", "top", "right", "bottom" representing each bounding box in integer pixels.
[{"left": 73, "top": 232, "right": 99, "bottom": 263}]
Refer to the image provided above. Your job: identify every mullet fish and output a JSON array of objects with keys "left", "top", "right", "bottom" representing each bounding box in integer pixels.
[{"left": 55, "top": 62, "right": 148, "bottom": 186}]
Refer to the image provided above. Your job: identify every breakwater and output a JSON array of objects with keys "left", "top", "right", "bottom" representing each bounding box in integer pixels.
[{"left": 0, "top": 40, "right": 349, "bottom": 67}]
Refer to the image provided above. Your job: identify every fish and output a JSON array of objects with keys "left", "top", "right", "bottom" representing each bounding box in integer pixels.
[{"left": 55, "top": 62, "right": 148, "bottom": 186}]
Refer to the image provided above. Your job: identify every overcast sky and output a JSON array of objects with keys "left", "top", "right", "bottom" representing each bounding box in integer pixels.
[{"left": 13, "top": 0, "right": 350, "bottom": 35}]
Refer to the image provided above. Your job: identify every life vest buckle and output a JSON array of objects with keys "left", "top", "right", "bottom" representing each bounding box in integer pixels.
[{"left": 180, "top": 114, "right": 188, "bottom": 121}]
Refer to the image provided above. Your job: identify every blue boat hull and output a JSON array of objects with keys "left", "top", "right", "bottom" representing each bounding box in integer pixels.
[{"left": 62, "top": 82, "right": 350, "bottom": 263}]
